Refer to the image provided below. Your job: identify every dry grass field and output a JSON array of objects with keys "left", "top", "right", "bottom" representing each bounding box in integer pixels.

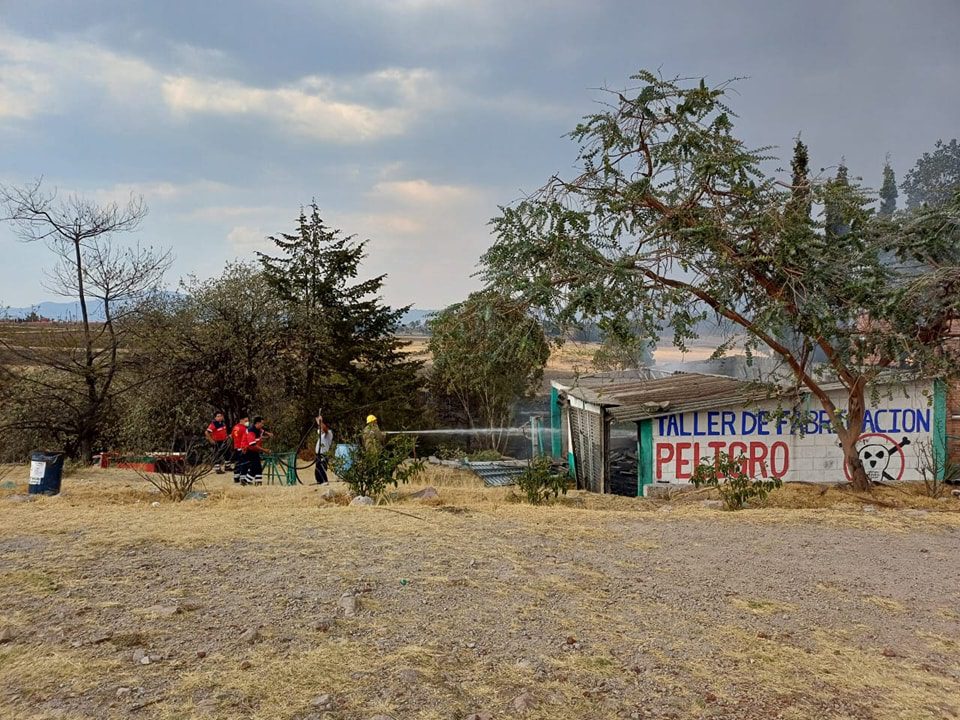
[{"left": 2, "top": 465, "right": 959, "bottom": 720}]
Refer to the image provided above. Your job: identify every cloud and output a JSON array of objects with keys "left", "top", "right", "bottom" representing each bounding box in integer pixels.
[
  {"left": 162, "top": 70, "right": 433, "bottom": 142},
  {"left": 0, "top": 29, "right": 161, "bottom": 120},
  {"left": 226, "top": 225, "right": 269, "bottom": 255},
  {"left": 0, "top": 27, "right": 444, "bottom": 144}
]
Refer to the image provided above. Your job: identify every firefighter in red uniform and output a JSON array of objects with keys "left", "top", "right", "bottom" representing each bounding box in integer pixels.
[
  {"left": 231, "top": 414, "right": 249, "bottom": 483},
  {"left": 205, "top": 411, "right": 229, "bottom": 474},
  {"left": 241, "top": 416, "right": 271, "bottom": 486}
]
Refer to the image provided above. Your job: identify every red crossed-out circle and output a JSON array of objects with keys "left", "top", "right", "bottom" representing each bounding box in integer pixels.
[{"left": 843, "top": 432, "right": 906, "bottom": 482}]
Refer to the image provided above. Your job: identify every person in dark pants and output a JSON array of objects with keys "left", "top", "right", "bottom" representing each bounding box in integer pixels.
[
  {"left": 314, "top": 416, "right": 333, "bottom": 484},
  {"left": 231, "top": 414, "right": 249, "bottom": 483},
  {"left": 205, "top": 412, "right": 229, "bottom": 473},
  {"left": 242, "top": 416, "right": 270, "bottom": 486}
]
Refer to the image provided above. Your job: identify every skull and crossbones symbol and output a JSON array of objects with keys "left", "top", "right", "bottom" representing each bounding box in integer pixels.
[{"left": 857, "top": 436, "right": 910, "bottom": 482}]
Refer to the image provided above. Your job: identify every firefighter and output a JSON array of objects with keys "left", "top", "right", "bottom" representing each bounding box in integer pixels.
[
  {"left": 241, "top": 416, "right": 271, "bottom": 486},
  {"left": 205, "top": 411, "right": 229, "bottom": 474},
  {"left": 231, "top": 414, "right": 249, "bottom": 483},
  {"left": 362, "top": 414, "right": 385, "bottom": 452}
]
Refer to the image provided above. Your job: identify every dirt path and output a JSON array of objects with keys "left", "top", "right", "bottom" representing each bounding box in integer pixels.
[{"left": 1, "top": 477, "right": 959, "bottom": 720}]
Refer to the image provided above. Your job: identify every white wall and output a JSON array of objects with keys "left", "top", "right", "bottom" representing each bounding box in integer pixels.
[{"left": 651, "top": 380, "right": 934, "bottom": 484}]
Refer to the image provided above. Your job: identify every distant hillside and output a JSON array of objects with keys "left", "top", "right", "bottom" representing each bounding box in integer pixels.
[
  {"left": 2, "top": 301, "right": 106, "bottom": 322},
  {"left": 401, "top": 308, "right": 435, "bottom": 326}
]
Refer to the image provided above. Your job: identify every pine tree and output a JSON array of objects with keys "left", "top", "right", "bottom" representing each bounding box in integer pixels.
[
  {"left": 258, "top": 203, "right": 424, "bottom": 439},
  {"left": 825, "top": 161, "right": 850, "bottom": 240},
  {"left": 879, "top": 156, "right": 898, "bottom": 217},
  {"left": 784, "top": 136, "right": 812, "bottom": 225}
]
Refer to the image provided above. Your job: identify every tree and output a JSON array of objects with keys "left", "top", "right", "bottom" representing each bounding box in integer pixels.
[
  {"left": 902, "top": 139, "right": 960, "bottom": 209},
  {"left": 257, "top": 203, "right": 424, "bottom": 441},
  {"left": 879, "top": 156, "right": 898, "bottom": 218},
  {"left": 125, "top": 264, "right": 284, "bottom": 449},
  {"left": 0, "top": 181, "right": 169, "bottom": 462},
  {"left": 428, "top": 292, "right": 550, "bottom": 450},
  {"left": 482, "top": 71, "right": 959, "bottom": 492}
]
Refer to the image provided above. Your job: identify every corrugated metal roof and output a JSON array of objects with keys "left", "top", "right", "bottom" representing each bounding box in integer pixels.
[
  {"left": 564, "top": 373, "right": 791, "bottom": 422},
  {"left": 464, "top": 460, "right": 527, "bottom": 487}
]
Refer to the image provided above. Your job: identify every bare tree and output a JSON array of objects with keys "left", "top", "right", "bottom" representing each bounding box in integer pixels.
[{"left": 0, "top": 180, "right": 170, "bottom": 462}]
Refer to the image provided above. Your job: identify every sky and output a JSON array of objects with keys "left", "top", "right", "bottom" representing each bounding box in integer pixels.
[{"left": 1, "top": 0, "right": 958, "bottom": 310}]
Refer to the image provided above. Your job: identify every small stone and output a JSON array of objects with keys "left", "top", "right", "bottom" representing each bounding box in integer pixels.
[
  {"left": 313, "top": 618, "right": 333, "bottom": 632},
  {"left": 351, "top": 495, "right": 375, "bottom": 506},
  {"left": 311, "top": 693, "right": 334, "bottom": 709},
  {"left": 139, "top": 656, "right": 151, "bottom": 665},
  {"left": 196, "top": 650, "right": 207, "bottom": 659},
  {"left": 0, "top": 627, "right": 16, "bottom": 643},
  {"left": 466, "top": 641, "right": 476, "bottom": 649},
  {"left": 320, "top": 488, "right": 337, "bottom": 501},
  {"left": 904, "top": 509, "right": 929, "bottom": 518},
  {"left": 132, "top": 649, "right": 147, "bottom": 663},
  {"left": 91, "top": 632, "right": 113, "bottom": 644},
  {"left": 240, "top": 659, "right": 252, "bottom": 670},
  {"left": 145, "top": 604, "right": 180, "bottom": 616},
  {"left": 513, "top": 691, "right": 536, "bottom": 712},
  {"left": 700, "top": 500, "right": 724, "bottom": 510},
  {"left": 882, "top": 647, "right": 900, "bottom": 658},
  {"left": 151, "top": 501, "right": 160, "bottom": 507},
  {"left": 411, "top": 486, "right": 439, "bottom": 500},
  {"left": 398, "top": 668, "right": 419, "bottom": 684},
  {"left": 757, "top": 631, "right": 772, "bottom": 639},
  {"left": 240, "top": 627, "right": 260, "bottom": 644},
  {"left": 862, "top": 504, "right": 877, "bottom": 513},
  {"left": 116, "top": 687, "right": 131, "bottom": 699},
  {"left": 704, "top": 692, "right": 718, "bottom": 703},
  {"left": 148, "top": 654, "right": 163, "bottom": 663},
  {"left": 339, "top": 592, "right": 360, "bottom": 617}
]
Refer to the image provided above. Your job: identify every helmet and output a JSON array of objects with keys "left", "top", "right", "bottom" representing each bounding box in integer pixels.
[{"left": 366, "top": 414, "right": 378, "bottom": 424}]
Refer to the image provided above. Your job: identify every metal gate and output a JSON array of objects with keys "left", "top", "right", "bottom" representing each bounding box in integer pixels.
[{"left": 570, "top": 405, "right": 605, "bottom": 493}]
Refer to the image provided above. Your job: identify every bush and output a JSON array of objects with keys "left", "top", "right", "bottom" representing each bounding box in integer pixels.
[
  {"left": 331, "top": 434, "right": 424, "bottom": 500},
  {"left": 515, "top": 456, "right": 568, "bottom": 504},
  {"left": 131, "top": 439, "right": 213, "bottom": 501},
  {"left": 690, "top": 451, "right": 782, "bottom": 510}
]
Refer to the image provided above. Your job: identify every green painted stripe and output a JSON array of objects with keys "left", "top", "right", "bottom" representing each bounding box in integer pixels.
[
  {"left": 550, "top": 387, "right": 563, "bottom": 459},
  {"left": 638, "top": 419, "right": 654, "bottom": 495},
  {"left": 934, "top": 379, "right": 947, "bottom": 481}
]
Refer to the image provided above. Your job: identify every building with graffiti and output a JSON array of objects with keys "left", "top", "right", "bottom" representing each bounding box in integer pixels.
[{"left": 551, "top": 372, "right": 955, "bottom": 496}]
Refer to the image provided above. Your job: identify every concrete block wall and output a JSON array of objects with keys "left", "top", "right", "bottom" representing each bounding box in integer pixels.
[{"left": 650, "top": 380, "right": 936, "bottom": 484}]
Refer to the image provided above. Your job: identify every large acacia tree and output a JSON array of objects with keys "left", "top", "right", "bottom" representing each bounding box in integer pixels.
[{"left": 482, "top": 72, "right": 959, "bottom": 491}]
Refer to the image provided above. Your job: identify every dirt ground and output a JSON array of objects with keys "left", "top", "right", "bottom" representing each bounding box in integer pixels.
[{"left": 1, "top": 466, "right": 959, "bottom": 720}]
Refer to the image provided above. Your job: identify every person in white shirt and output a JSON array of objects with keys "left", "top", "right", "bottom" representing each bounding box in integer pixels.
[{"left": 315, "top": 416, "right": 334, "bottom": 484}]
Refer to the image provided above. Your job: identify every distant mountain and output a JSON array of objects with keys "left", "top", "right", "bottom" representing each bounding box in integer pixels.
[
  {"left": 400, "top": 308, "right": 436, "bottom": 326},
  {"left": 2, "top": 301, "right": 106, "bottom": 322},
  {"left": 3, "top": 299, "right": 433, "bottom": 325}
]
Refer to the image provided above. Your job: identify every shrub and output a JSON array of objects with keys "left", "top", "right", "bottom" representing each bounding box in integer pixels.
[
  {"left": 132, "top": 439, "right": 212, "bottom": 501},
  {"left": 515, "top": 456, "right": 568, "bottom": 504},
  {"left": 916, "top": 438, "right": 960, "bottom": 498},
  {"left": 332, "top": 434, "right": 424, "bottom": 500},
  {"left": 690, "top": 451, "right": 782, "bottom": 510}
]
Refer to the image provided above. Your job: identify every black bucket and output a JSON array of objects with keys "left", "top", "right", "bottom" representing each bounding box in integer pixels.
[{"left": 28, "top": 451, "right": 65, "bottom": 495}]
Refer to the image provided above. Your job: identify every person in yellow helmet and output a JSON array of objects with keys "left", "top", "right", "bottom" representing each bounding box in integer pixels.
[{"left": 362, "top": 414, "right": 385, "bottom": 452}]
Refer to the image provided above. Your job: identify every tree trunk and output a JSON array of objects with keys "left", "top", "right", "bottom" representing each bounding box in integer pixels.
[{"left": 839, "top": 382, "right": 871, "bottom": 492}]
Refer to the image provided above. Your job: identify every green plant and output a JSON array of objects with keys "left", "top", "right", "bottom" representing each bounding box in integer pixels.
[
  {"left": 332, "top": 433, "right": 424, "bottom": 500},
  {"left": 515, "top": 456, "right": 568, "bottom": 504},
  {"left": 690, "top": 451, "right": 782, "bottom": 510},
  {"left": 466, "top": 449, "right": 502, "bottom": 461}
]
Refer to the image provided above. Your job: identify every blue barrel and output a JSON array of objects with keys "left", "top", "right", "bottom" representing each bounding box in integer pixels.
[
  {"left": 334, "top": 443, "right": 356, "bottom": 472},
  {"left": 29, "top": 451, "right": 65, "bottom": 495}
]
